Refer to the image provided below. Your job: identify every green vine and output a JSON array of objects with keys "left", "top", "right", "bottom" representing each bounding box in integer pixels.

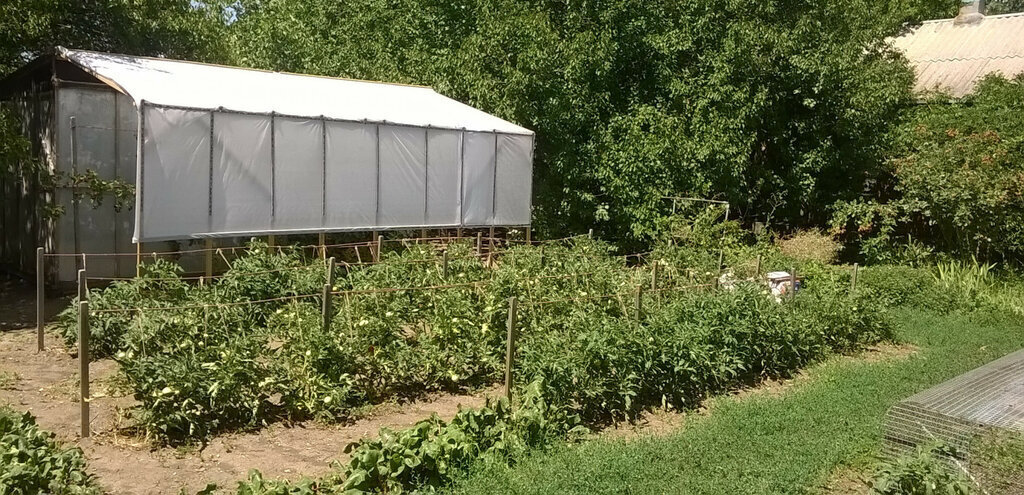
[{"left": 1, "top": 106, "right": 135, "bottom": 220}]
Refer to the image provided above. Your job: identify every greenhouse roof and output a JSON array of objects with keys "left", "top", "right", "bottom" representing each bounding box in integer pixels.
[{"left": 54, "top": 47, "right": 533, "bottom": 135}]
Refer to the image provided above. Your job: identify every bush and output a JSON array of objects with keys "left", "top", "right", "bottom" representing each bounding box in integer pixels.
[
  {"left": 517, "top": 283, "right": 893, "bottom": 423},
  {"left": 869, "top": 443, "right": 971, "bottom": 495},
  {"left": 777, "top": 230, "right": 840, "bottom": 265},
  {"left": 0, "top": 407, "right": 99, "bottom": 494},
  {"left": 833, "top": 74, "right": 1024, "bottom": 265}
]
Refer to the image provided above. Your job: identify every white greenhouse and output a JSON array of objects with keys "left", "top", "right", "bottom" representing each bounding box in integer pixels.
[{"left": 0, "top": 48, "right": 535, "bottom": 283}]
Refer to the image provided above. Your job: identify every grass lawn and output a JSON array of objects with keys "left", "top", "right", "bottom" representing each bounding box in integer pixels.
[{"left": 450, "top": 310, "right": 1024, "bottom": 494}]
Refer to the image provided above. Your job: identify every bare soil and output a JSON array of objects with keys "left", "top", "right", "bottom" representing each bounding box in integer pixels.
[{"left": 0, "top": 275, "right": 498, "bottom": 494}]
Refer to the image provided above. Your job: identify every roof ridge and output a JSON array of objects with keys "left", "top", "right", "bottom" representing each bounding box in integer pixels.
[
  {"left": 918, "top": 10, "right": 1024, "bottom": 24},
  {"left": 910, "top": 54, "right": 1024, "bottom": 62},
  {"left": 57, "top": 46, "right": 433, "bottom": 91}
]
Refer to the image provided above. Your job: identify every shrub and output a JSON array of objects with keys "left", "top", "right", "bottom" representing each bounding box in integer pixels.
[
  {"left": 0, "top": 407, "right": 99, "bottom": 494},
  {"left": 869, "top": 443, "right": 971, "bottom": 495},
  {"left": 337, "top": 380, "right": 580, "bottom": 494},
  {"left": 777, "top": 230, "right": 840, "bottom": 265}
]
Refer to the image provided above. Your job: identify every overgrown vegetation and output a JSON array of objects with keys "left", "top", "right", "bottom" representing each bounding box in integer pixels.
[
  {"left": 0, "top": 406, "right": 99, "bottom": 495},
  {"left": 833, "top": 75, "right": 1024, "bottom": 265}
]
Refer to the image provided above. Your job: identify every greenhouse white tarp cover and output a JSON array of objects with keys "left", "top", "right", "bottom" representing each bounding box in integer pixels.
[{"left": 58, "top": 48, "right": 535, "bottom": 242}]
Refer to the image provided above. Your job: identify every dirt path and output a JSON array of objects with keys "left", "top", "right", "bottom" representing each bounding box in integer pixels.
[{"left": 0, "top": 276, "right": 497, "bottom": 494}]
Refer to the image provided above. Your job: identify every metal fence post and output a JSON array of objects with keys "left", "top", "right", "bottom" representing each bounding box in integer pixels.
[
  {"left": 505, "top": 296, "right": 518, "bottom": 402},
  {"left": 36, "top": 247, "right": 44, "bottom": 352},
  {"left": 78, "top": 300, "right": 90, "bottom": 438}
]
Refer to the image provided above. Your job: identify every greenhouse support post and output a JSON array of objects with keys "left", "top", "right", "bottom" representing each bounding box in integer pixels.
[
  {"left": 36, "top": 247, "right": 44, "bottom": 352},
  {"left": 375, "top": 235, "right": 383, "bottom": 263},
  {"left": 205, "top": 238, "right": 214, "bottom": 277},
  {"left": 78, "top": 299, "right": 90, "bottom": 438},
  {"left": 505, "top": 296, "right": 518, "bottom": 402}
]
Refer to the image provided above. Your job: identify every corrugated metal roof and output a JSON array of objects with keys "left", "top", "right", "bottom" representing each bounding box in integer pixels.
[{"left": 891, "top": 12, "right": 1024, "bottom": 97}]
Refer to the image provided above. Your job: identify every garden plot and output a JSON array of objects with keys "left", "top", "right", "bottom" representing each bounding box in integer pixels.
[{"left": 4, "top": 234, "right": 897, "bottom": 492}]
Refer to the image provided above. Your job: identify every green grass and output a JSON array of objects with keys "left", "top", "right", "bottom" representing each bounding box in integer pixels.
[{"left": 449, "top": 310, "right": 1024, "bottom": 494}]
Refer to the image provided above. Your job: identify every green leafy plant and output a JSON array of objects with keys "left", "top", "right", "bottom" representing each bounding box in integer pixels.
[
  {"left": 0, "top": 406, "right": 100, "bottom": 495},
  {"left": 869, "top": 443, "right": 972, "bottom": 495}
]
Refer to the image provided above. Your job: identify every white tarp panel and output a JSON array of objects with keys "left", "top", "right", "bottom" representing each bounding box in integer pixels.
[
  {"left": 211, "top": 113, "right": 272, "bottom": 234},
  {"left": 273, "top": 117, "right": 323, "bottom": 230},
  {"left": 378, "top": 125, "right": 427, "bottom": 227},
  {"left": 494, "top": 134, "right": 534, "bottom": 225},
  {"left": 426, "top": 129, "right": 461, "bottom": 225},
  {"left": 461, "top": 132, "right": 497, "bottom": 226},
  {"left": 324, "top": 122, "right": 377, "bottom": 229},
  {"left": 139, "top": 106, "right": 210, "bottom": 240}
]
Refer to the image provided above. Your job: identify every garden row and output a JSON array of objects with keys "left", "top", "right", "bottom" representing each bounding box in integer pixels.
[{"left": 55, "top": 235, "right": 891, "bottom": 447}]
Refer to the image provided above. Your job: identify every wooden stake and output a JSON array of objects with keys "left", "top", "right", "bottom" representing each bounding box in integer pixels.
[
  {"left": 790, "top": 266, "right": 797, "bottom": 300},
  {"left": 326, "top": 257, "right": 336, "bottom": 288},
  {"left": 77, "top": 268, "right": 87, "bottom": 303},
  {"left": 651, "top": 262, "right": 659, "bottom": 291},
  {"left": 319, "top": 232, "right": 326, "bottom": 260},
  {"left": 78, "top": 300, "right": 90, "bottom": 438},
  {"left": 489, "top": 226, "right": 496, "bottom": 242},
  {"left": 267, "top": 235, "right": 276, "bottom": 255},
  {"left": 205, "top": 238, "right": 214, "bottom": 278},
  {"left": 504, "top": 296, "right": 518, "bottom": 402},
  {"left": 539, "top": 245, "right": 546, "bottom": 268},
  {"left": 476, "top": 232, "right": 483, "bottom": 256},
  {"left": 442, "top": 250, "right": 449, "bottom": 278},
  {"left": 375, "top": 235, "right": 383, "bottom": 262},
  {"left": 322, "top": 283, "right": 333, "bottom": 333},
  {"left": 851, "top": 263, "right": 859, "bottom": 295},
  {"left": 36, "top": 247, "right": 44, "bottom": 352},
  {"left": 634, "top": 285, "right": 643, "bottom": 324},
  {"left": 755, "top": 254, "right": 762, "bottom": 280},
  {"left": 525, "top": 226, "right": 532, "bottom": 244}
]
